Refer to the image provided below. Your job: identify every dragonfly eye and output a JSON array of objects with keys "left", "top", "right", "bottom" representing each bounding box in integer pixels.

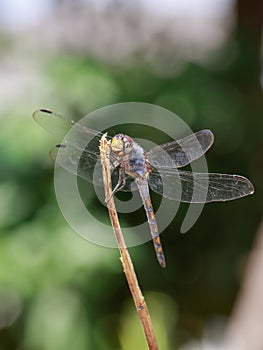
[
  {"left": 123, "top": 135, "right": 133, "bottom": 154},
  {"left": 111, "top": 134, "right": 125, "bottom": 152},
  {"left": 111, "top": 134, "right": 133, "bottom": 154}
]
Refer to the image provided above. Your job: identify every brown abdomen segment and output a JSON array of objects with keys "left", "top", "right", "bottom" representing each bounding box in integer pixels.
[{"left": 136, "top": 178, "right": 166, "bottom": 268}]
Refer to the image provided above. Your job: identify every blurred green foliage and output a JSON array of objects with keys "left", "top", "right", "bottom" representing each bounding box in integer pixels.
[{"left": 0, "top": 1, "right": 262, "bottom": 349}]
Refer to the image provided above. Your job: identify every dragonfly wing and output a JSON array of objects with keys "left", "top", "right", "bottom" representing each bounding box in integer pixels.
[
  {"left": 147, "top": 129, "right": 214, "bottom": 169},
  {"left": 33, "top": 109, "right": 74, "bottom": 139},
  {"left": 33, "top": 109, "right": 104, "bottom": 150},
  {"left": 50, "top": 144, "right": 102, "bottom": 185},
  {"left": 34, "top": 109, "right": 136, "bottom": 191},
  {"left": 50, "top": 144, "right": 136, "bottom": 191},
  {"left": 149, "top": 169, "right": 254, "bottom": 203}
]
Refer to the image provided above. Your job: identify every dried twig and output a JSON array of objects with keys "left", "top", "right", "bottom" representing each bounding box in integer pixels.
[{"left": 99, "top": 134, "right": 159, "bottom": 350}]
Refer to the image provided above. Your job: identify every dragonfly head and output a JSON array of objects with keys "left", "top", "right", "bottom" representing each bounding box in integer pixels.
[{"left": 111, "top": 134, "right": 133, "bottom": 155}]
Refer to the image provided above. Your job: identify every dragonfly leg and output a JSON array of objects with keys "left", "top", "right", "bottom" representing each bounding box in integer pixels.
[{"left": 105, "top": 168, "right": 126, "bottom": 203}]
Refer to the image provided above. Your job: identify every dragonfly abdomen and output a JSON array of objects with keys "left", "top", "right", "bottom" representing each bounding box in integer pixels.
[{"left": 136, "top": 178, "right": 166, "bottom": 268}]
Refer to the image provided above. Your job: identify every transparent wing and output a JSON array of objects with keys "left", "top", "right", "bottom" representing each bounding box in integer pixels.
[
  {"left": 33, "top": 109, "right": 104, "bottom": 151},
  {"left": 50, "top": 143, "right": 101, "bottom": 184},
  {"left": 34, "top": 109, "right": 136, "bottom": 191},
  {"left": 148, "top": 169, "right": 254, "bottom": 203},
  {"left": 147, "top": 129, "right": 214, "bottom": 169},
  {"left": 50, "top": 144, "right": 136, "bottom": 191}
]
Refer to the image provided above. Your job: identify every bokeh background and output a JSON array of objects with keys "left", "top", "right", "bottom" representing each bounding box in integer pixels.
[{"left": 0, "top": 0, "right": 262, "bottom": 349}]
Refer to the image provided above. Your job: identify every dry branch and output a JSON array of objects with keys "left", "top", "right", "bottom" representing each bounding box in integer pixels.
[{"left": 99, "top": 134, "right": 159, "bottom": 350}]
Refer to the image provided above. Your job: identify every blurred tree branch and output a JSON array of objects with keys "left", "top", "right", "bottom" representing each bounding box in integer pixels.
[
  {"left": 234, "top": 0, "right": 263, "bottom": 129},
  {"left": 220, "top": 1, "right": 263, "bottom": 348},
  {"left": 223, "top": 217, "right": 263, "bottom": 349},
  {"left": 237, "top": 0, "right": 263, "bottom": 52}
]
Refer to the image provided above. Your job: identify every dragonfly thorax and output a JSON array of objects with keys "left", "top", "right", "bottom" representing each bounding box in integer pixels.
[{"left": 111, "top": 134, "right": 133, "bottom": 155}]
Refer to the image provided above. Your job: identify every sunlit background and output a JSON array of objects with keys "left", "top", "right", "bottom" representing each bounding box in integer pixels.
[{"left": 0, "top": 0, "right": 262, "bottom": 349}]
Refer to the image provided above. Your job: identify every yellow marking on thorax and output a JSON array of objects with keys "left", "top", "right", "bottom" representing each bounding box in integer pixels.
[{"left": 155, "top": 236, "right": 161, "bottom": 245}]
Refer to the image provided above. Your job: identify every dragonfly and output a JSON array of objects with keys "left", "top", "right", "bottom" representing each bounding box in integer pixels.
[{"left": 33, "top": 109, "right": 254, "bottom": 267}]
